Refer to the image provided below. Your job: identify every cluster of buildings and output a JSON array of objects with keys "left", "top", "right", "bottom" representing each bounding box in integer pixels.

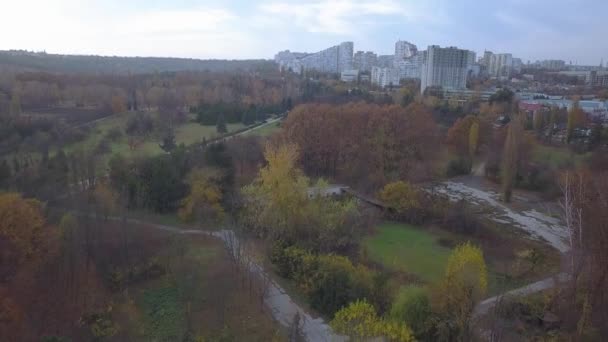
[
  {"left": 274, "top": 40, "right": 607, "bottom": 95},
  {"left": 274, "top": 40, "right": 481, "bottom": 93}
]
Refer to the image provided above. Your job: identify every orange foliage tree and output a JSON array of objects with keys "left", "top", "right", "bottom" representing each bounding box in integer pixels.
[{"left": 281, "top": 102, "right": 440, "bottom": 190}]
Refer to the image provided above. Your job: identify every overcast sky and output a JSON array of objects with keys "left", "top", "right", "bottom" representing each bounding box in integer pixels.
[{"left": 2, "top": 0, "right": 607, "bottom": 65}]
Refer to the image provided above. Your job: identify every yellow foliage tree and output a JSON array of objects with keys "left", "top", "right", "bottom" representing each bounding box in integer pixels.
[
  {"left": 331, "top": 300, "right": 414, "bottom": 342},
  {"left": 178, "top": 168, "right": 225, "bottom": 223},
  {"left": 438, "top": 242, "right": 488, "bottom": 340},
  {"left": 0, "top": 193, "right": 45, "bottom": 263},
  {"left": 378, "top": 181, "right": 419, "bottom": 214},
  {"left": 242, "top": 142, "right": 310, "bottom": 238}
]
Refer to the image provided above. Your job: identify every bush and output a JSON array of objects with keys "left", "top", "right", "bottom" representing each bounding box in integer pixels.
[
  {"left": 105, "top": 127, "right": 123, "bottom": 141},
  {"left": 390, "top": 286, "right": 432, "bottom": 337},
  {"left": 442, "top": 200, "right": 483, "bottom": 235},
  {"left": 270, "top": 244, "right": 377, "bottom": 317},
  {"left": 446, "top": 157, "right": 471, "bottom": 177},
  {"left": 108, "top": 258, "right": 165, "bottom": 291}
]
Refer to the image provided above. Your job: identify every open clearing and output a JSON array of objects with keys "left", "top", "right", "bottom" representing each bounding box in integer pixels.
[
  {"left": 363, "top": 220, "right": 561, "bottom": 296},
  {"left": 363, "top": 222, "right": 451, "bottom": 283}
]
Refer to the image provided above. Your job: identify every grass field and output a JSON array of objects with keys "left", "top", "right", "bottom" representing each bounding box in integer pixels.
[
  {"left": 120, "top": 234, "right": 281, "bottom": 341},
  {"left": 63, "top": 112, "right": 246, "bottom": 170},
  {"left": 363, "top": 221, "right": 561, "bottom": 296},
  {"left": 363, "top": 222, "right": 452, "bottom": 283}
]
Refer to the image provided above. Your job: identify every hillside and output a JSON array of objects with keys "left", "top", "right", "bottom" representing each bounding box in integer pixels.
[{"left": 0, "top": 50, "right": 276, "bottom": 74}]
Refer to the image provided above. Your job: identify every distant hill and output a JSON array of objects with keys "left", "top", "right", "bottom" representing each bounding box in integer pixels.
[{"left": 0, "top": 50, "right": 277, "bottom": 74}]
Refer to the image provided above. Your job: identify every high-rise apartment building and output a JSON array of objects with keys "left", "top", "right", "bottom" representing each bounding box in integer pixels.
[
  {"left": 371, "top": 66, "right": 400, "bottom": 88},
  {"left": 394, "top": 40, "right": 417, "bottom": 62},
  {"left": 420, "top": 45, "right": 470, "bottom": 93},
  {"left": 488, "top": 53, "right": 513, "bottom": 77},
  {"left": 353, "top": 51, "right": 378, "bottom": 72},
  {"left": 377, "top": 55, "right": 395, "bottom": 68}
]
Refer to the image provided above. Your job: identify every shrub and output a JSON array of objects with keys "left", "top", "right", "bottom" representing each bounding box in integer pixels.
[
  {"left": 442, "top": 200, "right": 483, "bottom": 235},
  {"left": 446, "top": 157, "right": 472, "bottom": 177},
  {"left": 331, "top": 300, "right": 414, "bottom": 342},
  {"left": 390, "top": 286, "right": 432, "bottom": 337},
  {"left": 270, "top": 244, "right": 378, "bottom": 317}
]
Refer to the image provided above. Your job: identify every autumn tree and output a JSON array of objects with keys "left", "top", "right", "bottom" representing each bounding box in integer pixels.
[
  {"left": 241, "top": 142, "right": 309, "bottom": 240},
  {"left": 558, "top": 166, "right": 608, "bottom": 337},
  {"left": 282, "top": 102, "right": 440, "bottom": 189},
  {"left": 110, "top": 95, "right": 127, "bottom": 114},
  {"left": 446, "top": 115, "right": 478, "bottom": 156},
  {"left": 178, "top": 168, "right": 225, "bottom": 224},
  {"left": 242, "top": 143, "right": 364, "bottom": 253},
  {"left": 436, "top": 242, "right": 488, "bottom": 341},
  {"left": 501, "top": 115, "right": 523, "bottom": 202},
  {"left": 331, "top": 300, "right": 414, "bottom": 342},
  {"left": 378, "top": 181, "right": 420, "bottom": 219},
  {"left": 566, "top": 101, "right": 587, "bottom": 143},
  {"left": 0, "top": 193, "right": 45, "bottom": 279}
]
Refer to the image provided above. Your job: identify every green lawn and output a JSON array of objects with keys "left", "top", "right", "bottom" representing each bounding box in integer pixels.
[
  {"left": 63, "top": 112, "right": 246, "bottom": 170},
  {"left": 363, "top": 222, "right": 451, "bottom": 283},
  {"left": 135, "top": 240, "right": 222, "bottom": 340}
]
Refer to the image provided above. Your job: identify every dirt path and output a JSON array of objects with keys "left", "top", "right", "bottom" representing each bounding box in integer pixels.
[{"left": 432, "top": 180, "right": 569, "bottom": 253}]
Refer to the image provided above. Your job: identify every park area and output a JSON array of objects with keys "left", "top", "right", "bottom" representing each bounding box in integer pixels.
[
  {"left": 363, "top": 220, "right": 561, "bottom": 296},
  {"left": 64, "top": 112, "right": 245, "bottom": 159},
  {"left": 89, "top": 221, "right": 282, "bottom": 341}
]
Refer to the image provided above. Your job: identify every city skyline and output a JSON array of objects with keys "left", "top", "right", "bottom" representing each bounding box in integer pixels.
[{"left": 2, "top": 0, "right": 608, "bottom": 65}]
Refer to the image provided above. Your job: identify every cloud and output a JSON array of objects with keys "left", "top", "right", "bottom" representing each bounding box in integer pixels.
[{"left": 257, "top": 0, "right": 437, "bottom": 35}]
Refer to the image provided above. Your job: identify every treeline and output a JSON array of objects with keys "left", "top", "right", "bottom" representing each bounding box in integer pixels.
[
  {"left": 0, "top": 50, "right": 277, "bottom": 74},
  {"left": 281, "top": 102, "right": 441, "bottom": 191},
  {"left": 0, "top": 70, "right": 300, "bottom": 112},
  {"left": 194, "top": 99, "right": 291, "bottom": 126}
]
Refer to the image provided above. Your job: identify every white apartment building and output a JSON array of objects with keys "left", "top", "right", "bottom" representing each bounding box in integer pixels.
[
  {"left": 377, "top": 55, "right": 394, "bottom": 68},
  {"left": 420, "top": 45, "right": 469, "bottom": 93},
  {"left": 353, "top": 51, "right": 378, "bottom": 72},
  {"left": 371, "top": 66, "right": 400, "bottom": 88},
  {"left": 274, "top": 42, "right": 354, "bottom": 74},
  {"left": 488, "top": 53, "right": 513, "bottom": 78},
  {"left": 395, "top": 40, "right": 417, "bottom": 61},
  {"left": 341, "top": 69, "right": 359, "bottom": 82}
]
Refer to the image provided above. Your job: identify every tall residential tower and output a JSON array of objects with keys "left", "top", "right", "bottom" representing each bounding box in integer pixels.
[{"left": 420, "top": 45, "right": 470, "bottom": 93}]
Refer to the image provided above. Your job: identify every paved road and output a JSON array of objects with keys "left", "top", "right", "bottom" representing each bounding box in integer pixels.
[{"left": 92, "top": 214, "right": 343, "bottom": 342}]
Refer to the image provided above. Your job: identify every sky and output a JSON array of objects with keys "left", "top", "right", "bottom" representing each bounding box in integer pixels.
[{"left": 1, "top": 0, "right": 607, "bottom": 65}]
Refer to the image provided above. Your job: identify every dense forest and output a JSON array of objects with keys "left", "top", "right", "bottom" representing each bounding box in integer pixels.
[{"left": 0, "top": 50, "right": 276, "bottom": 74}]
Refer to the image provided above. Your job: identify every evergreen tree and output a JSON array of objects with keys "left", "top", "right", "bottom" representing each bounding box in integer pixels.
[
  {"left": 0, "top": 159, "right": 11, "bottom": 185},
  {"left": 216, "top": 113, "right": 227, "bottom": 134},
  {"left": 159, "top": 130, "right": 177, "bottom": 152}
]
